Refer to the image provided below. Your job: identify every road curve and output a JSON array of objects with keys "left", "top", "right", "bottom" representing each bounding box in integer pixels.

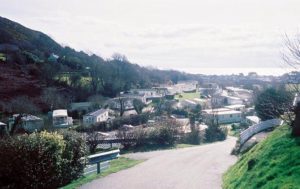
[{"left": 80, "top": 137, "right": 237, "bottom": 189}]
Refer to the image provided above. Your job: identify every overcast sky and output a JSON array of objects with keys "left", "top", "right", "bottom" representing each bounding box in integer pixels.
[{"left": 1, "top": 0, "right": 300, "bottom": 75}]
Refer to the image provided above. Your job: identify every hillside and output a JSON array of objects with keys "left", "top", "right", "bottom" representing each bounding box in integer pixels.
[
  {"left": 0, "top": 16, "right": 196, "bottom": 113},
  {"left": 223, "top": 125, "right": 300, "bottom": 189}
]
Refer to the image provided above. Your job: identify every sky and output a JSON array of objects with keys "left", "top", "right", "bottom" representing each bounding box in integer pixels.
[{"left": 1, "top": 0, "right": 300, "bottom": 75}]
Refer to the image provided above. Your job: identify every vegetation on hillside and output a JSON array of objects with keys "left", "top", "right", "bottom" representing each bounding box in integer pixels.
[
  {"left": 0, "top": 16, "right": 197, "bottom": 114},
  {"left": 223, "top": 125, "right": 300, "bottom": 189},
  {"left": 255, "top": 87, "right": 293, "bottom": 121}
]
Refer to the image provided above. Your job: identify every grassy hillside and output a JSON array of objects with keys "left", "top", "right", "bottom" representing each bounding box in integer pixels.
[{"left": 223, "top": 125, "right": 300, "bottom": 189}]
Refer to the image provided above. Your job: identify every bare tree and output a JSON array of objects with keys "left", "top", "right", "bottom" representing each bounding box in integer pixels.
[
  {"left": 41, "top": 87, "right": 68, "bottom": 111},
  {"left": 282, "top": 34, "right": 300, "bottom": 136},
  {"left": 5, "top": 96, "right": 40, "bottom": 136}
]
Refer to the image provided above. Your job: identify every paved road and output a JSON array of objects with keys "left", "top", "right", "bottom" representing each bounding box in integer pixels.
[{"left": 80, "top": 137, "right": 237, "bottom": 189}]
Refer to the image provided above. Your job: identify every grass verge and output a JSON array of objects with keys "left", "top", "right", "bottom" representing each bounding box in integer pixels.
[
  {"left": 223, "top": 125, "right": 300, "bottom": 189},
  {"left": 61, "top": 157, "right": 143, "bottom": 189}
]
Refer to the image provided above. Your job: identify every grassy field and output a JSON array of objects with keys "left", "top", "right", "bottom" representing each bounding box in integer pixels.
[
  {"left": 175, "top": 92, "right": 200, "bottom": 100},
  {"left": 61, "top": 157, "right": 143, "bottom": 189},
  {"left": 223, "top": 125, "right": 300, "bottom": 189}
]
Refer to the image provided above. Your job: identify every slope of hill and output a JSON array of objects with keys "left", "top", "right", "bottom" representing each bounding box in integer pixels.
[
  {"left": 223, "top": 125, "right": 300, "bottom": 189},
  {"left": 0, "top": 16, "right": 196, "bottom": 113}
]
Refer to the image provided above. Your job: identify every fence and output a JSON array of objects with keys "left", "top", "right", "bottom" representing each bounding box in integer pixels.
[{"left": 239, "top": 119, "right": 283, "bottom": 145}]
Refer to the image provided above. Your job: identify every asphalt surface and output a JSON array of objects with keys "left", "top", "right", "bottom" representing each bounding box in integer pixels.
[{"left": 80, "top": 137, "right": 237, "bottom": 189}]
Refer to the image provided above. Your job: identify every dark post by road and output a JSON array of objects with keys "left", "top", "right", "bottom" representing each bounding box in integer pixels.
[{"left": 97, "top": 162, "right": 101, "bottom": 174}]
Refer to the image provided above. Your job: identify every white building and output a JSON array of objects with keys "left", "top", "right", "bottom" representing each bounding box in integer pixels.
[
  {"left": 9, "top": 114, "right": 44, "bottom": 132},
  {"left": 0, "top": 122, "right": 7, "bottom": 134},
  {"left": 83, "top": 109, "right": 109, "bottom": 126},
  {"left": 223, "top": 95, "right": 243, "bottom": 105},
  {"left": 179, "top": 99, "right": 197, "bottom": 109},
  {"left": 225, "top": 104, "right": 245, "bottom": 111},
  {"left": 52, "top": 109, "right": 73, "bottom": 128},
  {"left": 202, "top": 108, "right": 242, "bottom": 124},
  {"left": 246, "top": 116, "right": 260, "bottom": 125}
]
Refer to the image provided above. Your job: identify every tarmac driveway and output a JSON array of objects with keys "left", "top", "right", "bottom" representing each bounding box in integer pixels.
[{"left": 80, "top": 137, "right": 237, "bottom": 189}]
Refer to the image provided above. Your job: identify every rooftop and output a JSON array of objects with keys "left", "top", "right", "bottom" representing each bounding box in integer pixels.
[
  {"left": 53, "top": 109, "right": 68, "bottom": 117},
  {"left": 225, "top": 104, "right": 245, "bottom": 109},
  {"left": 85, "top": 109, "right": 108, "bottom": 117},
  {"left": 13, "top": 114, "right": 42, "bottom": 121}
]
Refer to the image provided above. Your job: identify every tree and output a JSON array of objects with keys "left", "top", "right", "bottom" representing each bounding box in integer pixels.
[
  {"left": 282, "top": 35, "right": 300, "bottom": 136},
  {"left": 41, "top": 87, "right": 68, "bottom": 111},
  {"left": 254, "top": 88, "right": 293, "bottom": 121},
  {"left": 205, "top": 123, "right": 227, "bottom": 142},
  {"left": 5, "top": 96, "right": 40, "bottom": 136},
  {"left": 133, "top": 99, "right": 145, "bottom": 114},
  {"left": 86, "top": 127, "right": 102, "bottom": 154}
]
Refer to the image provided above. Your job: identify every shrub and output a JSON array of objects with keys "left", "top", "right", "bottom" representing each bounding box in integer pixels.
[
  {"left": 148, "top": 120, "right": 180, "bottom": 146},
  {"left": 0, "top": 132, "right": 65, "bottom": 188},
  {"left": 205, "top": 124, "right": 227, "bottom": 143},
  {"left": 182, "top": 130, "right": 203, "bottom": 145},
  {"left": 58, "top": 130, "right": 86, "bottom": 186},
  {"left": 109, "top": 113, "right": 150, "bottom": 131},
  {"left": 0, "top": 131, "right": 86, "bottom": 188}
]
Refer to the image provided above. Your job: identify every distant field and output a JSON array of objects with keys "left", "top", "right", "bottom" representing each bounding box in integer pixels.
[
  {"left": 55, "top": 74, "right": 91, "bottom": 87},
  {"left": 285, "top": 84, "right": 300, "bottom": 92},
  {"left": 175, "top": 91, "right": 200, "bottom": 100},
  {"left": 0, "top": 53, "right": 6, "bottom": 62}
]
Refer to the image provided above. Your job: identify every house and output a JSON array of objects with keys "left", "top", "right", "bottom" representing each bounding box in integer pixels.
[
  {"left": 70, "top": 102, "right": 94, "bottom": 112},
  {"left": 246, "top": 116, "right": 260, "bottom": 125},
  {"left": 120, "top": 93, "right": 148, "bottom": 104},
  {"left": 9, "top": 114, "right": 44, "bottom": 132},
  {"left": 224, "top": 104, "right": 245, "bottom": 111},
  {"left": 202, "top": 108, "right": 242, "bottom": 124},
  {"left": 130, "top": 88, "right": 164, "bottom": 102},
  {"left": 179, "top": 99, "right": 197, "bottom": 109},
  {"left": 52, "top": 109, "right": 73, "bottom": 128},
  {"left": 83, "top": 109, "right": 109, "bottom": 126},
  {"left": 0, "top": 122, "right": 7, "bottom": 134},
  {"left": 47, "top": 53, "right": 59, "bottom": 63},
  {"left": 222, "top": 95, "right": 243, "bottom": 105}
]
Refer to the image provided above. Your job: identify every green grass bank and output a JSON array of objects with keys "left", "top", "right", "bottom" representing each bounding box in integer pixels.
[{"left": 223, "top": 125, "right": 300, "bottom": 189}]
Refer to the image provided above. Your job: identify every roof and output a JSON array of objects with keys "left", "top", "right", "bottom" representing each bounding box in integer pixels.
[
  {"left": 202, "top": 108, "right": 231, "bottom": 114},
  {"left": 53, "top": 109, "right": 68, "bottom": 117},
  {"left": 85, "top": 109, "right": 108, "bottom": 117},
  {"left": 13, "top": 114, "right": 42, "bottom": 121},
  {"left": 71, "top": 102, "right": 92, "bottom": 108},
  {"left": 222, "top": 95, "right": 242, "bottom": 100},
  {"left": 203, "top": 109, "right": 241, "bottom": 115},
  {"left": 246, "top": 116, "right": 260, "bottom": 124},
  {"left": 22, "top": 115, "right": 42, "bottom": 121},
  {"left": 225, "top": 104, "right": 245, "bottom": 109},
  {"left": 215, "top": 110, "right": 241, "bottom": 115},
  {"left": 183, "top": 99, "right": 197, "bottom": 104}
]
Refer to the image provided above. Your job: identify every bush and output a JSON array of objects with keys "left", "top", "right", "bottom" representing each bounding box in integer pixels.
[
  {"left": 58, "top": 130, "right": 86, "bottom": 186},
  {"left": 182, "top": 130, "right": 203, "bottom": 145},
  {"left": 0, "top": 131, "right": 86, "bottom": 188},
  {"left": 148, "top": 120, "right": 180, "bottom": 146},
  {"left": 205, "top": 124, "right": 227, "bottom": 143},
  {"left": 109, "top": 113, "right": 150, "bottom": 131}
]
